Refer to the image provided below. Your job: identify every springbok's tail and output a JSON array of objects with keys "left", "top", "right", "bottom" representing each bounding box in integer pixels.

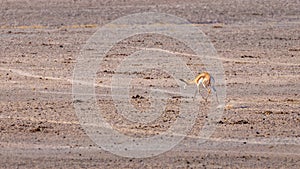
[
  {"left": 179, "top": 79, "right": 194, "bottom": 89},
  {"left": 179, "top": 79, "right": 194, "bottom": 85}
]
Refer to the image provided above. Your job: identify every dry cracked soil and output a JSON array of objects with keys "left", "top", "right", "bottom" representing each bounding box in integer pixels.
[{"left": 0, "top": 0, "right": 299, "bottom": 168}]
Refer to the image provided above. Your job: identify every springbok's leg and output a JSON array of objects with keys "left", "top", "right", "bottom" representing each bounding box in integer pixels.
[
  {"left": 212, "top": 86, "right": 219, "bottom": 103},
  {"left": 193, "top": 85, "right": 199, "bottom": 100}
]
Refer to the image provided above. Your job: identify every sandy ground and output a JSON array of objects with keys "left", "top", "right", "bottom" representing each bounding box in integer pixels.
[{"left": 0, "top": 0, "right": 299, "bottom": 168}]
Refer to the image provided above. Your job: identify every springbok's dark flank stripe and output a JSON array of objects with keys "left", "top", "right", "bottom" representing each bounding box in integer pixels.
[{"left": 179, "top": 72, "right": 218, "bottom": 102}]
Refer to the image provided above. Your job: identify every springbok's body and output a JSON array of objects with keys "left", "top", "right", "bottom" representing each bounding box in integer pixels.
[{"left": 180, "top": 72, "right": 218, "bottom": 102}]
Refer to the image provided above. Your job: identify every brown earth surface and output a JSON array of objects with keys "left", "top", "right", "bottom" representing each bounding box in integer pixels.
[{"left": 0, "top": 0, "right": 300, "bottom": 168}]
